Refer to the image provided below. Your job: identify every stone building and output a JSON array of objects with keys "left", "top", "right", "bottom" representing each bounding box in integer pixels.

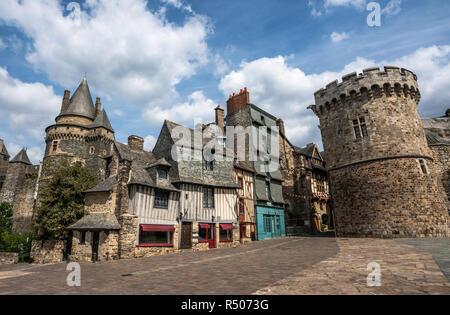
[
  {"left": 0, "top": 147, "right": 40, "bottom": 233},
  {"left": 0, "top": 139, "right": 10, "bottom": 192},
  {"left": 225, "top": 89, "right": 286, "bottom": 240},
  {"left": 309, "top": 66, "right": 449, "bottom": 238},
  {"left": 422, "top": 110, "right": 450, "bottom": 206},
  {"left": 293, "top": 144, "right": 331, "bottom": 232}
]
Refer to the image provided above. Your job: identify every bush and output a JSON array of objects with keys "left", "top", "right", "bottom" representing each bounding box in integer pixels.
[
  {"left": 0, "top": 202, "right": 13, "bottom": 234},
  {"left": 0, "top": 232, "right": 33, "bottom": 262}
]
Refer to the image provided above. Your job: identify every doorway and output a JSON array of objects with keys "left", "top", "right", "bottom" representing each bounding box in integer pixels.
[
  {"left": 91, "top": 232, "right": 99, "bottom": 262},
  {"left": 180, "top": 222, "right": 192, "bottom": 249}
]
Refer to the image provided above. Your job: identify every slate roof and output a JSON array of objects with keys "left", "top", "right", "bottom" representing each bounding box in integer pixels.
[
  {"left": 58, "top": 77, "right": 96, "bottom": 120},
  {"left": 85, "top": 175, "right": 117, "bottom": 193},
  {"left": 294, "top": 144, "right": 315, "bottom": 157},
  {"left": 68, "top": 212, "right": 121, "bottom": 231},
  {"left": 10, "top": 148, "right": 32, "bottom": 165},
  {"left": 91, "top": 109, "right": 114, "bottom": 132},
  {"left": 0, "top": 139, "right": 9, "bottom": 157},
  {"left": 422, "top": 116, "right": 450, "bottom": 146},
  {"left": 147, "top": 158, "right": 171, "bottom": 168}
]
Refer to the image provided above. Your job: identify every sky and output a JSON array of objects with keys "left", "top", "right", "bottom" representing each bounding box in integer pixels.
[{"left": 0, "top": 0, "right": 449, "bottom": 163}]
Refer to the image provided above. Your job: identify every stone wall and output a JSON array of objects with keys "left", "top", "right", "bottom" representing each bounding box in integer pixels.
[
  {"left": 330, "top": 158, "right": 449, "bottom": 238},
  {"left": 70, "top": 231, "right": 119, "bottom": 262},
  {"left": 30, "top": 240, "right": 65, "bottom": 264},
  {"left": 0, "top": 252, "right": 19, "bottom": 264},
  {"left": 429, "top": 145, "right": 450, "bottom": 204},
  {"left": 85, "top": 191, "right": 117, "bottom": 214}
]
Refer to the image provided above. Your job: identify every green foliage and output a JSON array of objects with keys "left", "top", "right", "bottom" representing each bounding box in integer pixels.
[
  {"left": 0, "top": 202, "right": 13, "bottom": 234},
  {"left": 34, "top": 159, "right": 99, "bottom": 241},
  {"left": 0, "top": 232, "right": 33, "bottom": 262}
]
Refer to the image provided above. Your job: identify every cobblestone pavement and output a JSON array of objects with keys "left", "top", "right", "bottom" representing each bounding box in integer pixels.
[
  {"left": 395, "top": 238, "right": 450, "bottom": 281},
  {"left": 1, "top": 237, "right": 449, "bottom": 295},
  {"left": 255, "top": 238, "right": 450, "bottom": 295}
]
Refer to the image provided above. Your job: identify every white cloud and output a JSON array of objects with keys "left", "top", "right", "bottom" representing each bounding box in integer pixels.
[
  {"left": 143, "top": 90, "right": 216, "bottom": 126},
  {"left": 330, "top": 31, "right": 349, "bottom": 43},
  {"left": 111, "top": 109, "right": 124, "bottom": 117},
  {"left": 324, "top": 0, "right": 366, "bottom": 9},
  {"left": 144, "top": 135, "right": 157, "bottom": 151},
  {"left": 160, "top": 0, "right": 193, "bottom": 13},
  {"left": 219, "top": 45, "right": 450, "bottom": 147},
  {"left": 0, "top": 66, "right": 61, "bottom": 141},
  {"left": 0, "top": 0, "right": 210, "bottom": 108},
  {"left": 382, "top": 0, "right": 402, "bottom": 16}
]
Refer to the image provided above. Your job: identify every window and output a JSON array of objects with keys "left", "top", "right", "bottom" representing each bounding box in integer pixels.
[
  {"left": 204, "top": 160, "right": 214, "bottom": 171},
  {"left": 199, "top": 226, "right": 208, "bottom": 241},
  {"left": 265, "top": 181, "right": 272, "bottom": 201},
  {"left": 264, "top": 215, "right": 273, "bottom": 233},
  {"left": 158, "top": 169, "right": 168, "bottom": 180},
  {"left": 261, "top": 115, "right": 266, "bottom": 125},
  {"left": 419, "top": 159, "right": 428, "bottom": 174},
  {"left": 353, "top": 117, "right": 368, "bottom": 139},
  {"left": 139, "top": 230, "right": 173, "bottom": 246},
  {"left": 203, "top": 187, "right": 215, "bottom": 208},
  {"left": 220, "top": 227, "right": 232, "bottom": 242},
  {"left": 89, "top": 147, "right": 95, "bottom": 155},
  {"left": 154, "top": 189, "right": 169, "bottom": 209},
  {"left": 239, "top": 199, "right": 245, "bottom": 216},
  {"left": 52, "top": 141, "right": 58, "bottom": 152},
  {"left": 237, "top": 177, "right": 244, "bottom": 189}
]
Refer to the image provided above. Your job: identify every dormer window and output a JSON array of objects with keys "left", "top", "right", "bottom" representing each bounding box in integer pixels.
[{"left": 158, "top": 169, "right": 168, "bottom": 180}]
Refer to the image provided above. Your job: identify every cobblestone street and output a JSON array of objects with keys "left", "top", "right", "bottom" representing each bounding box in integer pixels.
[{"left": 0, "top": 237, "right": 449, "bottom": 295}]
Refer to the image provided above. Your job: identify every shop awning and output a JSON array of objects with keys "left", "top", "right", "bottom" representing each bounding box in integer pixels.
[
  {"left": 140, "top": 224, "right": 175, "bottom": 232},
  {"left": 199, "top": 223, "right": 211, "bottom": 229},
  {"left": 220, "top": 224, "right": 235, "bottom": 230}
]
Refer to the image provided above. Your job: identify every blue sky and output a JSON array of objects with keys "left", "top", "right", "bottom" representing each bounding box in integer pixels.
[{"left": 0, "top": 0, "right": 449, "bottom": 163}]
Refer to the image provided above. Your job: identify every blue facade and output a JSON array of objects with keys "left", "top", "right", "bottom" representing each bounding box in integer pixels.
[{"left": 255, "top": 206, "right": 285, "bottom": 240}]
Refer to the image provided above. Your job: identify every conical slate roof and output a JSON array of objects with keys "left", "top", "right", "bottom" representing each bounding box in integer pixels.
[
  {"left": 0, "top": 139, "right": 9, "bottom": 157},
  {"left": 10, "top": 148, "right": 32, "bottom": 165},
  {"left": 91, "top": 109, "right": 114, "bottom": 132},
  {"left": 59, "top": 77, "right": 96, "bottom": 120}
]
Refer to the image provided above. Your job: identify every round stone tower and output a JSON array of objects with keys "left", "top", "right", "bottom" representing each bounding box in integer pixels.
[
  {"left": 44, "top": 77, "right": 115, "bottom": 179},
  {"left": 309, "top": 66, "right": 449, "bottom": 238}
]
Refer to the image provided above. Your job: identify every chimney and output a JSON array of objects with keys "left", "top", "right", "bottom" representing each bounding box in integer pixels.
[
  {"left": 226, "top": 87, "right": 250, "bottom": 115},
  {"left": 60, "top": 90, "right": 71, "bottom": 113},
  {"left": 215, "top": 105, "right": 225, "bottom": 134},
  {"left": 128, "top": 135, "right": 144, "bottom": 151},
  {"left": 276, "top": 118, "right": 285, "bottom": 136},
  {"left": 95, "top": 97, "right": 102, "bottom": 118}
]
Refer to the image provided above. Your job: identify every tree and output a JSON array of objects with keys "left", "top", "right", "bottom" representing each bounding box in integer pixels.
[
  {"left": 34, "top": 159, "right": 99, "bottom": 241},
  {"left": 0, "top": 202, "right": 13, "bottom": 234}
]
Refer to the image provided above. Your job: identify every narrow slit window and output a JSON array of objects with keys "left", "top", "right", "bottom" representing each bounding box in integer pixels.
[{"left": 419, "top": 160, "right": 428, "bottom": 174}]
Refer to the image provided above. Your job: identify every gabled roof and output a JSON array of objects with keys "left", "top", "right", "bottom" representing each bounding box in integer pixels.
[
  {"left": 67, "top": 212, "right": 121, "bottom": 231},
  {"left": 424, "top": 130, "right": 450, "bottom": 146},
  {"left": 10, "top": 148, "right": 32, "bottom": 165},
  {"left": 147, "top": 158, "right": 171, "bottom": 168},
  {"left": 58, "top": 77, "right": 96, "bottom": 120},
  {"left": 91, "top": 109, "right": 114, "bottom": 132},
  {"left": 0, "top": 139, "right": 9, "bottom": 157},
  {"left": 85, "top": 175, "right": 117, "bottom": 193}
]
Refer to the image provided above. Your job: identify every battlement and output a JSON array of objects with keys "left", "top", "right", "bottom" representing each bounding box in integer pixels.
[{"left": 310, "top": 66, "right": 420, "bottom": 115}]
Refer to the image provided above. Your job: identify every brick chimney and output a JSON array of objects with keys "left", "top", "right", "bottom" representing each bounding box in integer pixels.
[
  {"left": 60, "top": 90, "right": 71, "bottom": 113},
  {"left": 128, "top": 135, "right": 144, "bottom": 151},
  {"left": 215, "top": 105, "right": 225, "bottom": 134},
  {"left": 95, "top": 97, "right": 102, "bottom": 118},
  {"left": 276, "top": 118, "right": 285, "bottom": 136},
  {"left": 226, "top": 87, "right": 250, "bottom": 115}
]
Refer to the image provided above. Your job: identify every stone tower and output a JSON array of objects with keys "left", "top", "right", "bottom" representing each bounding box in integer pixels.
[
  {"left": 44, "top": 77, "right": 115, "bottom": 179},
  {"left": 309, "top": 66, "right": 449, "bottom": 238}
]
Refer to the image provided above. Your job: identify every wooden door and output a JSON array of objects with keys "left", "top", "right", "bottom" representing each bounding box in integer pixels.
[
  {"left": 91, "top": 232, "right": 99, "bottom": 262},
  {"left": 208, "top": 224, "right": 216, "bottom": 249},
  {"left": 180, "top": 222, "right": 192, "bottom": 249}
]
